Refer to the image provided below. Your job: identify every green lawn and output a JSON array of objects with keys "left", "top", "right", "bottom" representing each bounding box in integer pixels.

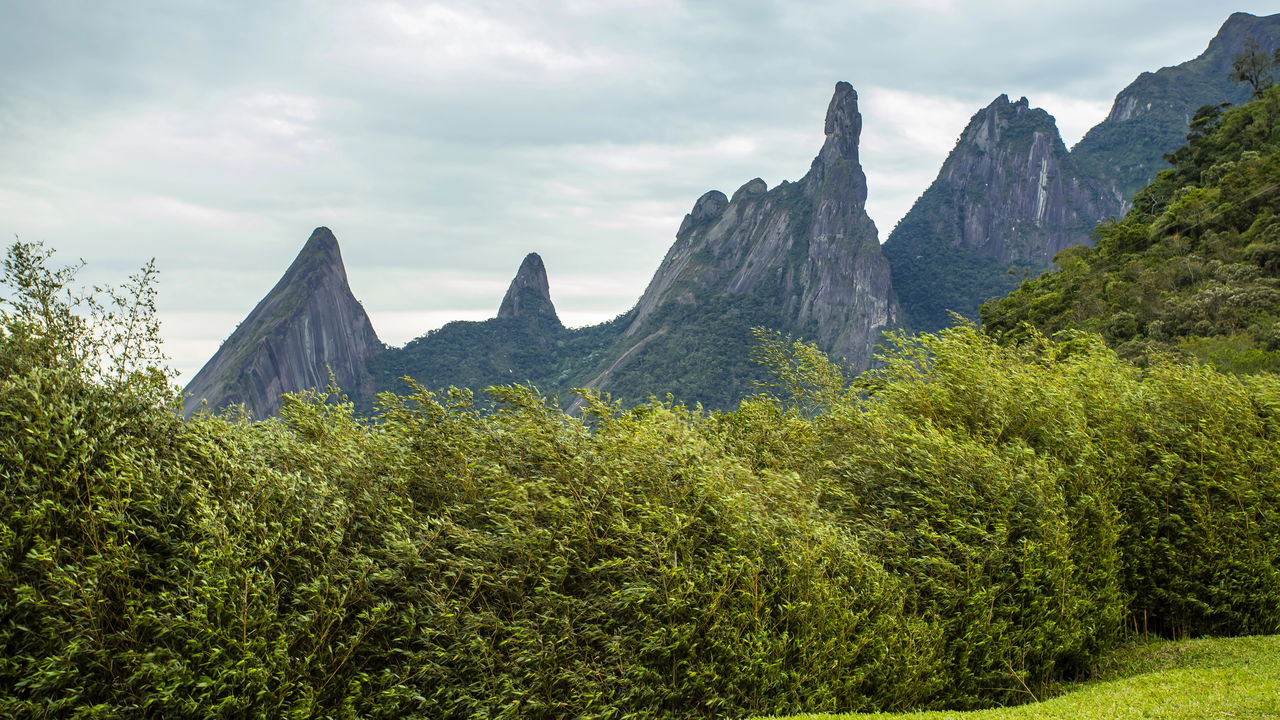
[{"left": 756, "top": 635, "right": 1280, "bottom": 720}]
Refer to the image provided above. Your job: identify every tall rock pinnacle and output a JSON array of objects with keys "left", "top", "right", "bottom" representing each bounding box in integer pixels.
[
  {"left": 182, "top": 227, "right": 382, "bottom": 417},
  {"left": 572, "top": 82, "right": 898, "bottom": 408},
  {"left": 497, "top": 252, "right": 560, "bottom": 323},
  {"left": 809, "top": 80, "right": 865, "bottom": 196}
]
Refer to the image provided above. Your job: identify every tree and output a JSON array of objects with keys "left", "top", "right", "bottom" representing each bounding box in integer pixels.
[{"left": 1230, "top": 37, "right": 1280, "bottom": 99}]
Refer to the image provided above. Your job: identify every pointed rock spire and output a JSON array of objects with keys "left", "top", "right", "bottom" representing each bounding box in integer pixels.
[
  {"left": 182, "top": 227, "right": 382, "bottom": 417},
  {"left": 808, "top": 81, "right": 864, "bottom": 184},
  {"left": 498, "top": 252, "right": 560, "bottom": 324},
  {"left": 595, "top": 79, "right": 895, "bottom": 408}
]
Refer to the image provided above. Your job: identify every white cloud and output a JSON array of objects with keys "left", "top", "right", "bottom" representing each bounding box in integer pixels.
[
  {"left": 858, "top": 86, "right": 977, "bottom": 233},
  {"left": 332, "top": 1, "right": 631, "bottom": 84}
]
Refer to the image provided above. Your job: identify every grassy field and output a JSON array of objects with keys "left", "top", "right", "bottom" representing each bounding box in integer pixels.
[{"left": 756, "top": 635, "right": 1280, "bottom": 720}]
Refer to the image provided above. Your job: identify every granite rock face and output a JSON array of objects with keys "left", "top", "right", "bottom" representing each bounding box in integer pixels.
[
  {"left": 883, "top": 95, "right": 1120, "bottom": 331},
  {"left": 498, "top": 252, "right": 561, "bottom": 324},
  {"left": 182, "top": 227, "right": 382, "bottom": 417},
  {"left": 576, "top": 82, "right": 898, "bottom": 407},
  {"left": 1072, "top": 12, "right": 1280, "bottom": 203},
  {"left": 884, "top": 11, "right": 1280, "bottom": 333}
]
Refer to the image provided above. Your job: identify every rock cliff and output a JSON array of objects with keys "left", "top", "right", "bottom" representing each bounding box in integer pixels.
[
  {"left": 183, "top": 227, "right": 383, "bottom": 417},
  {"left": 575, "top": 82, "right": 899, "bottom": 408},
  {"left": 883, "top": 95, "right": 1119, "bottom": 331}
]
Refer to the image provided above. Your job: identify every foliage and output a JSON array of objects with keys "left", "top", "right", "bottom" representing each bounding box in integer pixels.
[
  {"left": 983, "top": 85, "right": 1280, "bottom": 373},
  {"left": 5, "top": 240, "right": 1280, "bottom": 717},
  {"left": 1230, "top": 36, "right": 1280, "bottom": 99},
  {"left": 0, "top": 242, "right": 931, "bottom": 718}
]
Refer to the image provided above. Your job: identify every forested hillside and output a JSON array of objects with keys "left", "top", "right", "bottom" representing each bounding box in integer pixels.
[{"left": 983, "top": 85, "right": 1280, "bottom": 372}]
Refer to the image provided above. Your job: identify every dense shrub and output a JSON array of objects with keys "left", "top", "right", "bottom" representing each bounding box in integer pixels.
[
  {"left": 0, "top": 243, "right": 936, "bottom": 718},
  {"left": 4, "top": 243, "right": 1280, "bottom": 718}
]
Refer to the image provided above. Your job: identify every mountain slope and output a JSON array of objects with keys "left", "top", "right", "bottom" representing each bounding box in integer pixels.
[
  {"left": 883, "top": 95, "right": 1120, "bottom": 331},
  {"left": 182, "top": 227, "right": 382, "bottom": 417},
  {"left": 1071, "top": 11, "right": 1280, "bottom": 204},
  {"left": 572, "top": 82, "right": 898, "bottom": 408},
  {"left": 982, "top": 86, "right": 1280, "bottom": 372}
]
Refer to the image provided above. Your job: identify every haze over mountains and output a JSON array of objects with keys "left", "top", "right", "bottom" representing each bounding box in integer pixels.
[{"left": 183, "top": 11, "right": 1280, "bottom": 418}]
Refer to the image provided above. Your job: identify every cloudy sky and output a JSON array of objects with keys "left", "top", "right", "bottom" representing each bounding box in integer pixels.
[{"left": 2, "top": 1, "right": 1276, "bottom": 381}]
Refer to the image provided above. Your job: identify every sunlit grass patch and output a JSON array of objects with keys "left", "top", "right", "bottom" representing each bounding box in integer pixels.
[{"left": 756, "top": 635, "right": 1280, "bottom": 720}]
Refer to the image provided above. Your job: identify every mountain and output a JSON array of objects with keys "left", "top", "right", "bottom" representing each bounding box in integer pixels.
[
  {"left": 368, "top": 253, "right": 621, "bottom": 402},
  {"left": 1072, "top": 11, "right": 1280, "bottom": 204},
  {"left": 569, "top": 81, "right": 899, "bottom": 408},
  {"left": 982, "top": 85, "right": 1280, "bottom": 373},
  {"left": 884, "top": 12, "right": 1280, "bottom": 334},
  {"left": 883, "top": 95, "right": 1120, "bottom": 331},
  {"left": 182, "top": 227, "right": 382, "bottom": 417}
]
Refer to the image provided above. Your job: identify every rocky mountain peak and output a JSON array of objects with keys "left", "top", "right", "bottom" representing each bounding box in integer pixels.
[
  {"left": 598, "top": 79, "right": 895, "bottom": 407},
  {"left": 732, "top": 177, "right": 768, "bottom": 200},
  {"left": 182, "top": 227, "right": 382, "bottom": 417},
  {"left": 1072, "top": 12, "right": 1280, "bottom": 200},
  {"left": 277, "top": 226, "right": 345, "bottom": 286},
  {"left": 963, "top": 94, "right": 1043, "bottom": 151},
  {"left": 884, "top": 95, "right": 1120, "bottom": 331},
  {"left": 497, "top": 252, "right": 560, "bottom": 324},
  {"left": 809, "top": 81, "right": 863, "bottom": 183},
  {"left": 823, "top": 81, "right": 860, "bottom": 139}
]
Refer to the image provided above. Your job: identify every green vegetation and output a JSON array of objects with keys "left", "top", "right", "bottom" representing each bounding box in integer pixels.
[
  {"left": 369, "top": 309, "right": 628, "bottom": 412},
  {"left": 1231, "top": 36, "right": 1280, "bottom": 99},
  {"left": 883, "top": 186, "right": 1028, "bottom": 331},
  {"left": 4, "top": 236, "right": 1280, "bottom": 717},
  {"left": 756, "top": 635, "right": 1280, "bottom": 720},
  {"left": 984, "top": 85, "right": 1280, "bottom": 373},
  {"left": 579, "top": 289, "right": 805, "bottom": 410}
]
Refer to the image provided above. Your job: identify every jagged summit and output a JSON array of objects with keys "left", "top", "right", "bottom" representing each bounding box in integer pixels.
[
  {"left": 928, "top": 93, "right": 1112, "bottom": 263},
  {"left": 806, "top": 81, "right": 865, "bottom": 199},
  {"left": 962, "top": 95, "right": 1034, "bottom": 150},
  {"left": 819, "top": 82, "right": 860, "bottom": 156},
  {"left": 497, "top": 252, "right": 560, "bottom": 324},
  {"left": 182, "top": 227, "right": 382, "bottom": 418},
  {"left": 574, "top": 81, "right": 897, "bottom": 408},
  {"left": 883, "top": 94, "right": 1118, "bottom": 331},
  {"left": 302, "top": 225, "right": 339, "bottom": 254},
  {"left": 677, "top": 190, "right": 729, "bottom": 236}
]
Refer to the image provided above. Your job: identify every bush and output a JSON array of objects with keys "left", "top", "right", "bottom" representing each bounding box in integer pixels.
[{"left": 4, "top": 242, "right": 1279, "bottom": 718}]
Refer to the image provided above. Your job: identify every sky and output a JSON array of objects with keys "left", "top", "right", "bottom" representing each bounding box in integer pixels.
[{"left": 2, "top": 1, "right": 1278, "bottom": 382}]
